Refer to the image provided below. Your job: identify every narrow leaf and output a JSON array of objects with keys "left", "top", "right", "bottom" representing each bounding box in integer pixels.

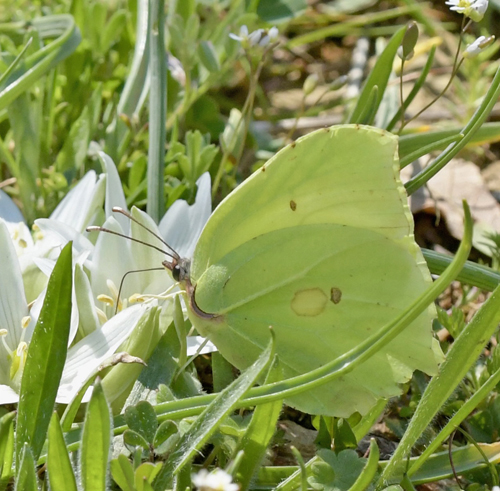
[
  {"left": 349, "top": 26, "right": 406, "bottom": 124},
  {"left": 110, "top": 454, "right": 135, "bottom": 491},
  {"left": 380, "top": 267, "right": 500, "bottom": 483},
  {"left": 153, "top": 334, "right": 276, "bottom": 490},
  {"left": 348, "top": 439, "right": 379, "bottom": 491},
  {"left": 0, "top": 412, "right": 15, "bottom": 487},
  {"left": 15, "top": 242, "right": 73, "bottom": 465},
  {"left": 80, "top": 380, "right": 112, "bottom": 491},
  {"left": 47, "top": 413, "right": 78, "bottom": 491},
  {"left": 236, "top": 357, "right": 283, "bottom": 491},
  {"left": 14, "top": 445, "right": 37, "bottom": 491}
]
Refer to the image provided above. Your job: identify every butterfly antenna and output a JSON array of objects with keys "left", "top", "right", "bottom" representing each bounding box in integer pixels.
[
  {"left": 86, "top": 226, "right": 177, "bottom": 260},
  {"left": 114, "top": 267, "right": 165, "bottom": 315},
  {"left": 112, "top": 207, "right": 180, "bottom": 260}
]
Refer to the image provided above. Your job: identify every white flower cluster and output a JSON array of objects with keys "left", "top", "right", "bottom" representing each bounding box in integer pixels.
[
  {"left": 445, "top": 0, "right": 488, "bottom": 22},
  {"left": 229, "top": 25, "right": 279, "bottom": 49},
  {"left": 445, "top": 0, "right": 495, "bottom": 58},
  {"left": 192, "top": 469, "right": 239, "bottom": 491}
]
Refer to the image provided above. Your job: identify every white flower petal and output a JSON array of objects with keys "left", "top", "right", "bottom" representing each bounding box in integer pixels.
[
  {"left": 0, "top": 190, "right": 25, "bottom": 224},
  {"left": 159, "top": 172, "right": 211, "bottom": 259},
  {"left": 90, "top": 217, "right": 137, "bottom": 302},
  {"left": 268, "top": 26, "right": 279, "bottom": 42},
  {"left": 50, "top": 171, "right": 105, "bottom": 232},
  {"left": 0, "top": 384, "right": 20, "bottom": 404},
  {"left": 187, "top": 336, "right": 217, "bottom": 356},
  {"left": 239, "top": 25, "right": 249, "bottom": 37},
  {"left": 228, "top": 33, "right": 243, "bottom": 42},
  {"left": 99, "top": 152, "right": 130, "bottom": 231},
  {"left": 35, "top": 218, "right": 95, "bottom": 260},
  {"left": 74, "top": 263, "right": 101, "bottom": 337},
  {"left": 0, "top": 221, "right": 29, "bottom": 374},
  {"left": 57, "top": 304, "right": 150, "bottom": 404}
]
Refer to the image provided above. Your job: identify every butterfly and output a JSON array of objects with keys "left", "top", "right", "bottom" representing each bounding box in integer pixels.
[{"left": 104, "top": 124, "right": 443, "bottom": 417}]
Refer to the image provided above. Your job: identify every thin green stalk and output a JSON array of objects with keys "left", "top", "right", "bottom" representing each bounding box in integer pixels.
[
  {"left": 405, "top": 42, "right": 500, "bottom": 195},
  {"left": 0, "top": 37, "right": 33, "bottom": 87},
  {"left": 146, "top": 0, "right": 166, "bottom": 223},
  {"left": 399, "top": 17, "right": 465, "bottom": 133},
  {"left": 286, "top": 6, "right": 418, "bottom": 48},
  {"left": 212, "top": 54, "right": 263, "bottom": 197},
  {"left": 408, "top": 364, "right": 500, "bottom": 477},
  {"left": 379, "top": 259, "right": 500, "bottom": 484}
]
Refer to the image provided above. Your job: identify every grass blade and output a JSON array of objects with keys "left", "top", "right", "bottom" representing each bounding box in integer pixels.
[
  {"left": 15, "top": 241, "right": 73, "bottom": 465},
  {"left": 146, "top": 0, "right": 166, "bottom": 222},
  {"left": 348, "top": 25, "right": 406, "bottom": 124},
  {"left": 80, "top": 380, "right": 112, "bottom": 491},
  {"left": 153, "top": 333, "right": 276, "bottom": 490},
  {"left": 47, "top": 413, "right": 78, "bottom": 491}
]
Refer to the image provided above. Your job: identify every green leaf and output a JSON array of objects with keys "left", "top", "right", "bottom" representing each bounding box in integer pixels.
[
  {"left": 405, "top": 63, "right": 500, "bottom": 195},
  {"left": 135, "top": 462, "right": 163, "bottom": 491},
  {"left": 309, "top": 449, "right": 366, "bottom": 491},
  {"left": 212, "top": 352, "right": 235, "bottom": 392},
  {"left": 381, "top": 442, "right": 500, "bottom": 484},
  {"left": 47, "top": 413, "right": 78, "bottom": 491},
  {"left": 385, "top": 45, "right": 436, "bottom": 132},
  {"left": 123, "top": 429, "right": 150, "bottom": 451},
  {"left": 348, "top": 26, "right": 406, "bottom": 124},
  {"left": 110, "top": 454, "right": 135, "bottom": 491},
  {"left": 14, "top": 445, "right": 37, "bottom": 491},
  {"left": 398, "top": 122, "right": 500, "bottom": 162},
  {"left": 380, "top": 275, "right": 500, "bottom": 483},
  {"left": 124, "top": 401, "right": 158, "bottom": 444},
  {"left": 257, "top": 0, "right": 307, "bottom": 23},
  {"left": 235, "top": 357, "right": 283, "bottom": 490},
  {"left": 55, "top": 105, "right": 91, "bottom": 178},
  {"left": 423, "top": 248, "right": 500, "bottom": 292},
  {"left": 170, "top": 0, "right": 195, "bottom": 23},
  {"left": 0, "top": 15, "right": 81, "bottom": 112},
  {"left": 334, "top": 419, "right": 357, "bottom": 453},
  {"left": 198, "top": 41, "right": 220, "bottom": 73},
  {"left": 102, "top": 10, "right": 128, "bottom": 53},
  {"left": 348, "top": 439, "right": 379, "bottom": 491},
  {"left": 153, "top": 335, "right": 276, "bottom": 490},
  {"left": 80, "top": 380, "right": 112, "bottom": 491},
  {"left": 0, "top": 412, "right": 15, "bottom": 488},
  {"left": 153, "top": 421, "right": 179, "bottom": 451},
  {"left": 15, "top": 242, "right": 73, "bottom": 465}
]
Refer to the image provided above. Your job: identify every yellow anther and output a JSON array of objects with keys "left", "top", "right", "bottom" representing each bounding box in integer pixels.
[
  {"left": 0, "top": 329, "right": 8, "bottom": 336},
  {"left": 97, "top": 294, "right": 115, "bottom": 306},
  {"left": 129, "top": 294, "right": 145, "bottom": 304},
  {"left": 21, "top": 316, "right": 31, "bottom": 329}
]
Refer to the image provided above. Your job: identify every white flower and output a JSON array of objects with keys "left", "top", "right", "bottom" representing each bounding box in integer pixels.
[
  {"left": 192, "top": 469, "right": 239, "bottom": 491},
  {"left": 268, "top": 26, "right": 279, "bottom": 42},
  {"left": 229, "top": 25, "right": 279, "bottom": 48},
  {"left": 0, "top": 170, "right": 106, "bottom": 303},
  {"left": 464, "top": 34, "right": 495, "bottom": 57},
  {"left": 0, "top": 219, "right": 150, "bottom": 404},
  {"left": 229, "top": 25, "right": 249, "bottom": 44},
  {"left": 0, "top": 154, "right": 216, "bottom": 405},
  {"left": 445, "top": 0, "right": 488, "bottom": 22}
]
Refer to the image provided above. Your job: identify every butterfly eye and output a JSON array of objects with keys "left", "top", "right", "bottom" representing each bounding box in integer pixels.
[{"left": 172, "top": 265, "right": 181, "bottom": 281}]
